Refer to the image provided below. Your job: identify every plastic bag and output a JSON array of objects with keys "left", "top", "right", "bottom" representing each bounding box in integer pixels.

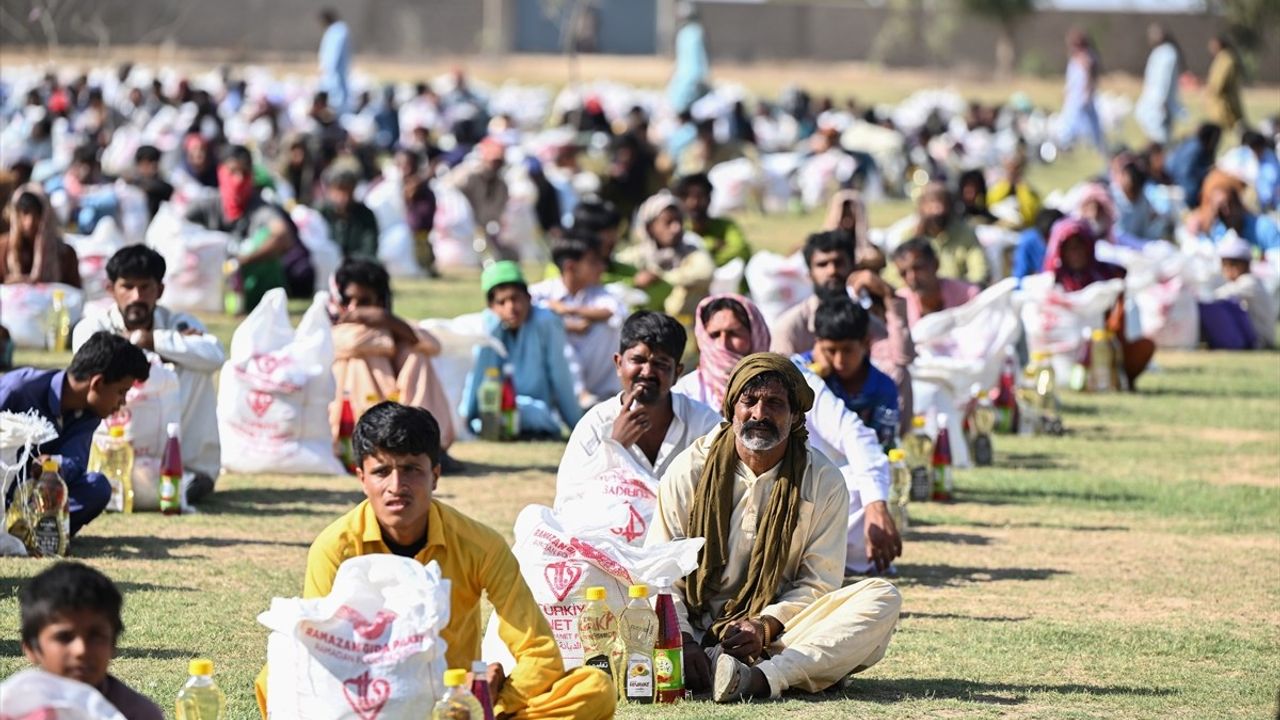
[
  {"left": 710, "top": 257, "right": 745, "bottom": 297},
  {"left": 0, "top": 668, "right": 128, "bottom": 720},
  {"left": 146, "top": 203, "right": 229, "bottom": 314},
  {"left": 365, "top": 177, "right": 425, "bottom": 278},
  {"left": 259, "top": 556, "right": 452, "bottom": 720},
  {"left": 708, "top": 158, "right": 761, "bottom": 216},
  {"left": 65, "top": 217, "right": 125, "bottom": 312},
  {"left": 0, "top": 283, "right": 85, "bottom": 349},
  {"left": 217, "top": 289, "right": 344, "bottom": 475},
  {"left": 481, "top": 504, "right": 704, "bottom": 672},
  {"left": 418, "top": 313, "right": 507, "bottom": 441},
  {"left": 746, "top": 251, "right": 812, "bottom": 327},
  {"left": 554, "top": 444, "right": 658, "bottom": 546},
  {"left": 1018, "top": 272, "right": 1125, "bottom": 380},
  {"left": 430, "top": 183, "right": 480, "bottom": 269},
  {"left": 94, "top": 358, "right": 180, "bottom": 511},
  {"left": 290, "top": 204, "right": 344, "bottom": 292}
]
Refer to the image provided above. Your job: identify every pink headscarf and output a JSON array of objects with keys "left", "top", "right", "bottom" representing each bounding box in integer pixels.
[
  {"left": 1073, "top": 182, "right": 1116, "bottom": 240},
  {"left": 693, "top": 294, "right": 772, "bottom": 408},
  {"left": 1043, "top": 217, "right": 1124, "bottom": 292}
]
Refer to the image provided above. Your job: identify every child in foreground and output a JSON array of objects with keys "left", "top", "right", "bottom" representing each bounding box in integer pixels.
[{"left": 15, "top": 561, "right": 164, "bottom": 720}]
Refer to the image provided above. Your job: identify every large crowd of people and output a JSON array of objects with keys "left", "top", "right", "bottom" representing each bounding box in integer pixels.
[{"left": 2, "top": 8, "right": 1278, "bottom": 719}]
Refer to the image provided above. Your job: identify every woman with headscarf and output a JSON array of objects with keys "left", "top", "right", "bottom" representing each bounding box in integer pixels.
[
  {"left": 617, "top": 190, "right": 714, "bottom": 320},
  {"left": 1043, "top": 218, "right": 1154, "bottom": 386},
  {"left": 0, "top": 185, "right": 80, "bottom": 286},
  {"left": 822, "top": 189, "right": 884, "bottom": 271},
  {"left": 175, "top": 133, "right": 220, "bottom": 190},
  {"left": 673, "top": 294, "right": 772, "bottom": 408}
]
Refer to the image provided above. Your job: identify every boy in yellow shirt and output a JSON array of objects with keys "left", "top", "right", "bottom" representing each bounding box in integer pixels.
[{"left": 256, "top": 403, "right": 615, "bottom": 719}]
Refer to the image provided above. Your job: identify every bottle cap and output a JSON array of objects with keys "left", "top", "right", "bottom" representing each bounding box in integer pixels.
[
  {"left": 888, "top": 449, "right": 905, "bottom": 463},
  {"left": 585, "top": 586, "right": 607, "bottom": 601},
  {"left": 443, "top": 668, "right": 468, "bottom": 687},
  {"left": 52, "top": 288, "right": 65, "bottom": 300},
  {"left": 166, "top": 422, "right": 180, "bottom": 437},
  {"left": 1031, "top": 351, "right": 1051, "bottom": 361},
  {"left": 108, "top": 426, "right": 125, "bottom": 438},
  {"left": 628, "top": 584, "right": 649, "bottom": 599},
  {"left": 936, "top": 413, "right": 948, "bottom": 425},
  {"left": 912, "top": 416, "right": 926, "bottom": 429},
  {"left": 40, "top": 458, "right": 60, "bottom": 472},
  {"left": 471, "top": 660, "right": 488, "bottom": 675},
  {"left": 1091, "top": 329, "right": 1107, "bottom": 341},
  {"left": 486, "top": 367, "right": 500, "bottom": 377},
  {"left": 189, "top": 659, "right": 213, "bottom": 676}
]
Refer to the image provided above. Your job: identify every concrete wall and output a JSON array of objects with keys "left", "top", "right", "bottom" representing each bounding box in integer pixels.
[{"left": 2, "top": 0, "right": 1277, "bottom": 82}]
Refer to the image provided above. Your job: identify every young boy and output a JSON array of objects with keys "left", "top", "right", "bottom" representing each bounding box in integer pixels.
[
  {"left": 530, "top": 232, "right": 625, "bottom": 406},
  {"left": 319, "top": 165, "right": 380, "bottom": 261},
  {"left": 802, "top": 295, "right": 900, "bottom": 444},
  {"left": 1212, "top": 234, "right": 1277, "bottom": 349},
  {"left": 16, "top": 561, "right": 164, "bottom": 719},
  {"left": 1, "top": 331, "right": 150, "bottom": 535},
  {"left": 73, "top": 245, "right": 225, "bottom": 503},
  {"left": 255, "top": 403, "right": 615, "bottom": 718},
  {"left": 459, "top": 261, "right": 584, "bottom": 438}
]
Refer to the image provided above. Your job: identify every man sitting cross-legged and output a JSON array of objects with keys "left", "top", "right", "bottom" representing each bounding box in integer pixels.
[
  {"left": 647, "top": 353, "right": 901, "bottom": 703},
  {"left": 255, "top": 403, "right": 615, "bottom": 719}
]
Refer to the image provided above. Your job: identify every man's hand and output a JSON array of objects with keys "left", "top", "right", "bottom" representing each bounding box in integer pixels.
[
  {"left": 633, "top": 270, "right": 658, "bottom": 288},
  {"left": 485, "top": 662, "right": 506, "bottom": 705},
  {"left": 682, "top": 636, "right": 712, "bottom": 692},
  {"left": 338, "top": 307, "right": 390, "bottom": 327},
  {"left": 719, "top": 617, "right": 765, "bottom": 663},
  {"left": 864, "top": 500, "right": 903, "bottom": 574},
  {"left": 128, "top": 328, "right": 155, "bottom": 350},
  {"left": 563, "top": 316, "right": 590, "bottom": 334},
  {"left": 610, "top": 386, "right": 651, "bottom": 446},
  {"left": 849, "top": 269, "right": 894, "bottom": 300}
]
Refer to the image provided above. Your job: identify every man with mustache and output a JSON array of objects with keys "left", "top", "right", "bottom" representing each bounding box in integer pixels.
[
  {"left": 555, "top": 310, "right": 721, "bottom": 514},
  {"left": 647, "top": 353, "right": 901, "bottom": 703},
  {"left": 71, "top": 245, "right": 225, "bottom": 503}
]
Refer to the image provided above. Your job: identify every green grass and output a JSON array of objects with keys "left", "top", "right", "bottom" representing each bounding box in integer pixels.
[{"left": 3, "top": 67, "right": 1280, "bottom": 719}]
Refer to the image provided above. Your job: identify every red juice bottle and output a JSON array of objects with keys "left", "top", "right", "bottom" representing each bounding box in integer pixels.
[
  {"left": 469, "top": 660, "right": 496, "bottom": 720},
  {"left": 931, "top": 413, "right": 953, "bottom": 502},
  {"left": 337, "top": 392, "right": 356, "bottom": 473},
  {"left": 159, "top": 422, "right": 183, "bottom": 515},
  {"left": 653, "top": 580, "right": 684, "bottom": 704},
  {"left": 993, "top": 358, "right": 1019, "bottom": 434},
  {"left": 500, "top": 363, "right": 519, "bottom": 441}
]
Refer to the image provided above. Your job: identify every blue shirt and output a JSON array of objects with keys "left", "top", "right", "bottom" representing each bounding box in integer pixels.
[
  {"left": 1208, "top": 214, "right": 1280, "bottom": 253},
  {"left": 800, "top": 352, "right": 899, "bottom": 439},
  {"left": 1012, "top": 227, "right": 1048, "bottom": 284},
  {"left": 459, "top": 306, "right": 584, "bottom": 435},
  {"left": 0, "top": 369, "right": 100, "bottom": 485}
]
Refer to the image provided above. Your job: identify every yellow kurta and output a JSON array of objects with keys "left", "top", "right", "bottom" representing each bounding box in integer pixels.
[{"left": 1206, "top": 50, "right": 1245, "bottom": 131}]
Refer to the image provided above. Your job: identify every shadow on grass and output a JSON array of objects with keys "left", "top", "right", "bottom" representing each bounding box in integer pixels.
[
  {"left": 894, "top": 563, "right": 1066, "bottom": 587},
  {"left": 834, "top": 677, "right": 1176, "bottom": 705},
  {"left": 904, "top": 529, "right": 992, "bottom": 546},
  {"left": 72, "top": 535, "right": 310, "bottom": 560},
  {"left": 200, "top": 487, "right": 362, "bottom": 516},
  {"left": 960, "top": 486, "right": 1145, "bottom": 506},
  {"left": 1000, "top": 452, "right": 1068, "bottom": 470},
  {"left": 448, "top": 459, "right": 560, "bottom": 477},
  {"left": 1058, "top": 402, "right": 1101, "bottom": 416},
  {"left": 0, "top": 639, "right": 196, "bottom": 660},
  {"left": 913, "top": 518, "right": 1129, "bottom": 533},
  {"left": 0, "top": 577, "right": 195, "bottom": 598},
  {"left": 899, "top": 611, "right": 1030, "bottom": 622}
]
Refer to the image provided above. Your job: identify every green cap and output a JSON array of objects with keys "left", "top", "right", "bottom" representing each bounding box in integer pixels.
[{"left": 481, "top": 261, "right": 525, "bottom": 296}]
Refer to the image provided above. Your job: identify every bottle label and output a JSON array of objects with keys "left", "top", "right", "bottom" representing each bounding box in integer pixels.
[
  {"left": 160, "top": 474, "right": 180, "bottom": 510},
  {"left": 625, "top": 652, "right": 654, "bottom": 701},
  {"left": 34, "top": 516, "right": 62, "bottom": 557},
  {"left": 909, "top": 467, "right": 931, "bottom": 501},
  {"left": 972, "top": 435, "right": 994, "bottom": 466},
  {"left": 584, "top": 653, "right": 612, "bottom": 679},
  {"left": 654, "top": 647, "right": 683, "bottom": 692}
]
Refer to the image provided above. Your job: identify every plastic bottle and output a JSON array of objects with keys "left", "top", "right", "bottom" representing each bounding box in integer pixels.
[
  {"left": 578, "top": 586, "right": 619, "bottom": 683},
  {"left": 46, "top": 288, "right": 71, "bottom": 351},
  {"left": 89, "top": 426, "right": 135, "bottom": 513},
  {"left": 500, "top": 363, "right": 519, "bottom": 440},
  {"left": 1025, "top": 351, "right": 1060, "bottom": 433},
  {"left": 968, "top": 385, "right": 996, "bottom": 467},
  {"left": 618, "top": 584, "right": 657, "bottom": 704},
  {"left": 992, "top": 358, "right": 1019, "bottom": 434},
  {"left": 28, "top": 458, "right": 69, "bottom": 558},
  {"left": 1087, "top": 329, "right": 1113, "bottom": 392},
  {"left": 222, "top": 259, "right": 242, "bottom": 317},
  {"left": 433, "top": 668, "right": 485, "bottom": 720},
  {"left": 1069, "top": 334, "right": 1091, "bottom": 392},
  {"left": 931, "top": 413, "right": 953, "bottom": 502},
  {"left": 478, "top": 367, "right": 503, "bottom": 441},
  {"left": 873, "top": 406, "right": 900, "bottom": 452},
  {"left": 337, "top": 393, "right": 357, "bottom": 473},
  {"left": 159, "top": 422, "right": 183, "bottom": 515},
  {"left": 902, "top": 415, "right": 934, "bottom": 503},
  {"left": 469, "top": 660, "right": 496, "bottom": 720},
  {"left": 653, "top": 580, "right": 684, "bottom": 704},
  {"left": 887, "top": 448, "right": 910, "bottom": 532},
  {"left": 175, "top": 658, "right": 226, "bottom": 719}
]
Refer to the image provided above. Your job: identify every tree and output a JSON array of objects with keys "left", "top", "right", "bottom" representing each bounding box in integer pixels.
[
  {"left": 962, "top": 0, "right": 1037, "bottom": 78},
  {"left": 1205, "top": 0, "right": 1280, "bottom": 75}
]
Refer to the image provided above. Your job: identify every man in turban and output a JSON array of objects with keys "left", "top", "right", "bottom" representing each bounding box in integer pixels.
[{"left": 646, "top": 352, "right": 901, "bottom": 703}]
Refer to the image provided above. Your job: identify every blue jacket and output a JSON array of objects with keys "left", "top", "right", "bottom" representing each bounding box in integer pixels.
[{"left": 0, "top": 369, "right": 101, "bottom": 485}]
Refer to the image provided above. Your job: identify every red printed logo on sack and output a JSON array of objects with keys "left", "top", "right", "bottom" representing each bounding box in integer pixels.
[
  {"left": 610, "top": 504, "right": 647, "bottom": 544},
  {"left": 246, "top": 390, "right": 274, "bottom": 417},
  {"left": 253, "top": 354, "right": 281, "bottom": 375},
  {"left": 544, "top": 561, "right": 584, "bottom": 602},
  {"left": 342, "top": 671, "right": 390, "bottom": 720},
  {"left": 335, "top": 605, "right": 398, "bottom": 640}
]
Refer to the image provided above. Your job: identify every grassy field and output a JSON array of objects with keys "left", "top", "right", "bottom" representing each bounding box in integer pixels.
[{"left": 2, "top": 59, "right": 1280, "bottom": 718}]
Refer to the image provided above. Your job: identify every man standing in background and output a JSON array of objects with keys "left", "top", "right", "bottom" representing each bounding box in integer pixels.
[{"left": 318, "top": 9, "right": 352, "bottom": 115}]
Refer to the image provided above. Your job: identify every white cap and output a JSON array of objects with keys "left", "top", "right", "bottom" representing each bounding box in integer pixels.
[
  {"left": 166, "top": 422, "right": 180, "bottom": 437},
  {"left": 1216, "top": 230, "right": 1253, "bottom": 262},
  {"left": 471, "top": 660, "right": 487, "bottom": 674},
  {"left": 936, "top": 412, "right": 949, "bottom": 426}
]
